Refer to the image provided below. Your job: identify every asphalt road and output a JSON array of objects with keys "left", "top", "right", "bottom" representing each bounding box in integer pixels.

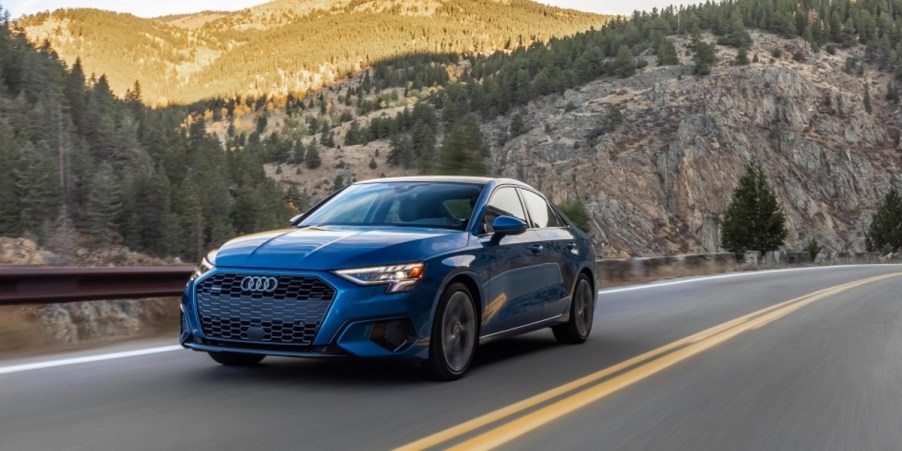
[{"left": 1, "top": 265, "right": 901, "bottom": 451}]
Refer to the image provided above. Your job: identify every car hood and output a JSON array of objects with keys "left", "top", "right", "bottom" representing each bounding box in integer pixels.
[{"left": 213, "top": 226, "right": 470, "bottom": 270}]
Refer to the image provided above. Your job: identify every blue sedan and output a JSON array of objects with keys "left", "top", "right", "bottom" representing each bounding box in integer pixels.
[{"left": 180, "top": 176, "right": 597, "bottom": 380}]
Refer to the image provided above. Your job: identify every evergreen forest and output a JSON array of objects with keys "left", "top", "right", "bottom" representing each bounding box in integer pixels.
[{"left": 0, "top": 5, "right": 292, "bottom": 262}]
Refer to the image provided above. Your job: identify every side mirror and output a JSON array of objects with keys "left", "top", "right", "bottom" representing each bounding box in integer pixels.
[{"left": 492, "top": 216, "right": 527, "bottom": 236}]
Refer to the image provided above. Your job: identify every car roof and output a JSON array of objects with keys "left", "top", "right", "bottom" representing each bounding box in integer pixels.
[{"left": 354, "top": 175, "right": 533, "bottom": 189}]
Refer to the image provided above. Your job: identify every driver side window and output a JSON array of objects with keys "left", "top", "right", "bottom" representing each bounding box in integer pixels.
[{"left": 482, "top": 187, "right": 526, "bottom": 234}]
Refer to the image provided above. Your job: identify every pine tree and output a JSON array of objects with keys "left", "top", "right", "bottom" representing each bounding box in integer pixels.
[
  {"left": 14, "top": 141, "right": 61, "bottom": 239},
  {"left": 411, "top": 120, "right": 436, "bottom": 172},
  {"left": 231, "top": 177, "right": 264, "bottom": 235},
  {"left": 438, "top": 116, "right": 487, "bottom": 176},
  {"left": 613, "top": 45, "right": 637, "bottom": 78},
  {"left": 320, "top": 129, "right": 336, "bottom": 148},
  {"left": 84, "top": 162, "right": 121, "bottom": 245},
  {"left": 693, "top": 40, "right": 717, "bottom": 76},
  {"left": 721, "top": 11, "right": 751, "bottom": 47},
  {"left": 387, "top": 133, "right": 414, "bottom": 168},
  {"left": 124, "top": 80, "right": 142, "bottom": 104},
  {"left": 204, "top": 177, "right": 236, "bottom": 249},
  {"left": 656, "top": 38, "right": 679, "bottom": 66},
  {"left": 65, "top": 58, "right": 87, "bottom": 132},
  {"left": 305, "top": 144, "right": 322, "bottom": 169},
  {"left": 173, "top": 178, "right": 204, "bottom": 261},
  {"left": 0, "top": 124, "right": 20, "bottom": 235},
  {"left": 345, "top": 120, "right": 362, "bottom": 145},
  {"left": 865, "top": 189, "right": 902, "bottom": 253},
  {"left": 721, "top": 161, "right": 788, "bottom": 254}
]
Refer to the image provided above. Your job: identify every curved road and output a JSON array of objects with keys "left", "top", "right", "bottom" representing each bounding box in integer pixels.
[{"left": 2, "top": 265, "right": 901, "bottom": 450}]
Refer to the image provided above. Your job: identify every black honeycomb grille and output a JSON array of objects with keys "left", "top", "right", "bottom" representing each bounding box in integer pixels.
[{"left": 195, "top": 274, "right": 336, "bottom": 345}]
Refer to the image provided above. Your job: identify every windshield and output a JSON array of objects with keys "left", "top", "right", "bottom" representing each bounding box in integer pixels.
[{"left": 299, "top": 182, "right": 485, "bottom": 230}]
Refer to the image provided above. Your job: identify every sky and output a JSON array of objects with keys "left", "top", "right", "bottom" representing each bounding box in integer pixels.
[{"left": 3, "top": 0, "right": 701, "bottom": 19}]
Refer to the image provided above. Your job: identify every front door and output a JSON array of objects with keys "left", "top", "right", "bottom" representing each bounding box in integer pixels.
[{"left": 478, "top": 187, "right": 549, "bottom": 336}]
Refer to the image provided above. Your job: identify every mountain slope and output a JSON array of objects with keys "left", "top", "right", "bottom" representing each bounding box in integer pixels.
[
  {"left": 233, "top": 29, "right": 901, "bottom": 257},
  {"left": 17, "top": 0, "right": 607, "bottom": 104}
]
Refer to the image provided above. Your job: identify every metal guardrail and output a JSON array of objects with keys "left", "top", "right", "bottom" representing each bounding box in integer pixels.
[
  {"left": 0, "top": 266, "right": 194, "bottom": 306},
  {"left": 3, "top": 252, "right": 888, "bottom": 306}
]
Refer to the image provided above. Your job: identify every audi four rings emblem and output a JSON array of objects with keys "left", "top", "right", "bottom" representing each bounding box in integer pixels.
[{"left": 240, "top": 276, "right": 279, "bottom": 293}]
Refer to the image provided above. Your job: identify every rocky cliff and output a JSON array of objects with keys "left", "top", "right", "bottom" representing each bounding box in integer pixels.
[{"left": 485, "top": 32, "right": 902, "bottom": 257}]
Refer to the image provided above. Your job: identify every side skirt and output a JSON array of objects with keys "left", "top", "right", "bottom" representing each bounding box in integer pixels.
[{"left": 478, "top": 314, "right": 565, "bottom": 346}]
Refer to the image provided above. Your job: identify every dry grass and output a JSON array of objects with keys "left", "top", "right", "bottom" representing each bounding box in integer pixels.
[
  {"left": 0, "top": 310, "right": 46, "bottom": 354},
  {"left": 0, "top": 298, "right": 181, "bottom": 360}
]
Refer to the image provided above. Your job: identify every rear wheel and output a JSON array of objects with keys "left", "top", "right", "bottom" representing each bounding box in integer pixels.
[
  {"left": 208, "top": 351, "right": 265, "bottom": 366},
  {"left": 425, "top": 282, "right": 478, "bottom": 381},
  {"left": 553, "top": 274, "right": 594, "bottom": 344}
]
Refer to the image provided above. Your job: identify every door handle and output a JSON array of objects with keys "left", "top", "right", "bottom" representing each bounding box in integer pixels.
[{"left": 530, "top": 244, "right": 544, "bottom": 254}]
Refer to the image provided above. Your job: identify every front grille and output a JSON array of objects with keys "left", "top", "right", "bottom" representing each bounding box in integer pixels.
[{"left": 195, "top": 274, "right": 336, "bottom": 345}]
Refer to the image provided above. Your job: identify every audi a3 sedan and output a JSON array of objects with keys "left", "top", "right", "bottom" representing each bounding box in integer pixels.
[{"left": 180, "top": 176, "right": 597, "bottom": 379}]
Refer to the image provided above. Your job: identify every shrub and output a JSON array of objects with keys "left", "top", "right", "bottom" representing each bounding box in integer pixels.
[
  {"left": 805, "top": 237, "right": 821, "bottom": 261},
  {"left": 559, "top": 199, "right": 590, "bottom": 232}
]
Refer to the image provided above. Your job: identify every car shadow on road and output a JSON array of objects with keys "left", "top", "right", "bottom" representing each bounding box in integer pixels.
[
  {"left": 187, "top": 333, "right": 563, "bottom": 386},
  {"left": 471, "top": 334, "right": 560, "bottom": 368}
]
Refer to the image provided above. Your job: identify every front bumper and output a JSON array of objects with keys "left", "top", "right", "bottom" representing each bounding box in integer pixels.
[{"left": 180, "top": 267, "right": 437, "bottom": 360}]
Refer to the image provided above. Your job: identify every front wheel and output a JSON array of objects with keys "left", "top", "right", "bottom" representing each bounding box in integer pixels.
[
  {"left": 425, "top": 282, "right": 478, "bottom": 381},
  {"left": 208, "top": 351, "right": 265, "bottom": 366},
  {"left": 553, "top": 274, "right": 594, "bottom": 344}
]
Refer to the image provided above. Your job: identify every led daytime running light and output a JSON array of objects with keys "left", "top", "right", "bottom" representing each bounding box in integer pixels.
[{"left": 334, "top": 263, "right": 425, "bottom": 292}]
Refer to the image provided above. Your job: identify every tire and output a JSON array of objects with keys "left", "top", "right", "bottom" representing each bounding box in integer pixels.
[
  {"left": 425, "top": 282, "right": 478, "bottom": 381},
  {"left": 553, "top": 274, "right": 594, "bottom": 344},
  {"left": 208, "top": 351, "right": 265, "bottom": 366}
]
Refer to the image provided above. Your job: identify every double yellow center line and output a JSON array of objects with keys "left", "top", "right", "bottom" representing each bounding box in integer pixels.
[{"left": 397, "top": 272, "right": 902, "bottom": 451}]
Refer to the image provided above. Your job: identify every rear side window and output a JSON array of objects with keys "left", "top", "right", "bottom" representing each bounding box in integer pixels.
[
  {"left": 520, "top": 189, "right": 565, "bottom": 228},
  {"left": 483, "top": 187, "right": 526, "bottom": 233}
]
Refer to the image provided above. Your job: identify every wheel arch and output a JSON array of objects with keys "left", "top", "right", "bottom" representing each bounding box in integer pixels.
[
  {"left": 439, "top": 272, "right": 483, "bottom": 337},
  {"left": 579, "top": 266, "right": 596, "bottom": 292}
]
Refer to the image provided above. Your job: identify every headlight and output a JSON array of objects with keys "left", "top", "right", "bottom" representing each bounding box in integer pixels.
[
  {"left": 334, "top": 263, "right": 425, "bottom": 293},
  {"left": 192, "top": 249, "right": 218, "bottom": 279}
]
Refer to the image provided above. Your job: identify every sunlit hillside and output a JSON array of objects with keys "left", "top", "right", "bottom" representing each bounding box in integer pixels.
[{"left": 17, "top": 0, "right": 609, "bottom": 104}]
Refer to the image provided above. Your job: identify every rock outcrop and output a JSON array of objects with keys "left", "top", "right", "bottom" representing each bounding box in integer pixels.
[
  {"left": 487, "top": 35, "right": 901, "bottom": 257},
  {"left": 0, "top": 238, "right": 178, "bottom": 348}
]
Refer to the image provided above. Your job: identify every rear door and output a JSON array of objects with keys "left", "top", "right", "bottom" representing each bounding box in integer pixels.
[{"left": 518, "top": 188, "right": 576, "bottom": 319}]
